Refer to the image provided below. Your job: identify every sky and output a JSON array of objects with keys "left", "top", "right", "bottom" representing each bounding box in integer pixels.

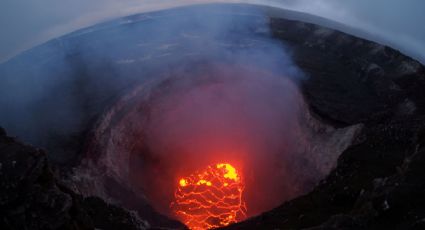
[{"left": 1, "top": 0, "right": 425, "bottom": 63}]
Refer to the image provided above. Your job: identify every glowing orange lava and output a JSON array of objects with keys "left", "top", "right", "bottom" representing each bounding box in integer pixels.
[{"left": 171, "top": 163, "right": 247, "bottom": 229}]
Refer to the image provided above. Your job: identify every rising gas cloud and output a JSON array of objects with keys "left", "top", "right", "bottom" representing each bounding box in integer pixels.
[{"left": 0, "top": 4, "right": 361, "bottom": 225}]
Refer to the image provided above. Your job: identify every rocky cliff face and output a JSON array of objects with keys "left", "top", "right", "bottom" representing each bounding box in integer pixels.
[
  {"left": 0, "top": 128, "right": 151, "bottom": 230},
  {"left": 224, "top": 117, "right": 425, "bottom": 229},
  {"left": 1, "top": 4, "right": 425, "bottom": 230},
  {"left": 2, "top": 117, "right": 425, "bottom": 229},
  {"left": 221, "top": 17, "right": 425, "bottom": 229}
]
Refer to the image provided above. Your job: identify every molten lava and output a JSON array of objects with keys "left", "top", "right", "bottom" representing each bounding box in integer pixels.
[{"left": 171, "top": 163, "right": 247, "bottom": 229}]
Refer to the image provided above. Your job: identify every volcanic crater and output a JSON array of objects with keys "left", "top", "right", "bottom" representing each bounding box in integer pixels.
[
  {"left": 75, "top": 62, "right": 360, "bottom": 229},
  {"left": 1, "top": 3, "right": 425, "bottom": 230}
]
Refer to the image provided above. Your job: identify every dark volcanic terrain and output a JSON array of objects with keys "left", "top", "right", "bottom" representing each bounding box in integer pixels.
[{"left": 1, "top": 4, "right": 425, "bottom": 230}]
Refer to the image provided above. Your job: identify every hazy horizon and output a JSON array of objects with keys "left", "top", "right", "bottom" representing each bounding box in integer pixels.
[{"left": 1, "top": 0, "right": 425, "bottom": 63}]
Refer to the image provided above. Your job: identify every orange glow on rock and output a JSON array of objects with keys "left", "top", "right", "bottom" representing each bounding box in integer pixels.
[{"left": 171, "top": 163, "right": 247, "bottom": 229}]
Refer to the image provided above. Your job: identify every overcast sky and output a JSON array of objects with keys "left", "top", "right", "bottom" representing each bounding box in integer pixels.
[{"left": 1, "top": 0, "right": 425, "bottom": 63}]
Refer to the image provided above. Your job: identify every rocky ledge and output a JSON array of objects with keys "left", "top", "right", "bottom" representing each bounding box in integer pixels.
[
  {"left": 1, "top": 4, "right": 425, "bottom": 230},
  {"left": 0, "top": 127, "right": 152, "bottom": 230},
  {"left": 2, "top": 116, "right": 425, "bottom": 230},
  {"left": 224, "top": 116, "right": 425, "bottom": 230}
]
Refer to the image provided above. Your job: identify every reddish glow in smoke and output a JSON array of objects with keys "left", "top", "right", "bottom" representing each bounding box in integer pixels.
[
  {"left": 138, "top": 64, "right": 303, "bottom": 219},
  {"left": 171, "top": 163, "right": 246, "bottom": 229}
]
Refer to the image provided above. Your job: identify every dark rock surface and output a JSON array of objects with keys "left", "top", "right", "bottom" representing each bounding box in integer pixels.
[
  {"left": 1, "top": 3, "right": 425, "bottom": 230},
  {"left": 0, "top": 130, "right": 152, "bottom": 230},
  {"left": 268, "top": 17, "right": 425, "bottom": 125},
  {"left": 223, "top": 116, "right": 425, "bottom": 229}
]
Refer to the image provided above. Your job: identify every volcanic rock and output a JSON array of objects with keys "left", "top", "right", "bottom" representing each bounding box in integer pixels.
[
  {"left": 222, "top": 118, "right": 425, "bottom": 230},
  {"left": 0, "top": 129, "right": 154, "bottom": 230},
  {"left": 1, "top": 3, "right": 425, "bottom": 230}
]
